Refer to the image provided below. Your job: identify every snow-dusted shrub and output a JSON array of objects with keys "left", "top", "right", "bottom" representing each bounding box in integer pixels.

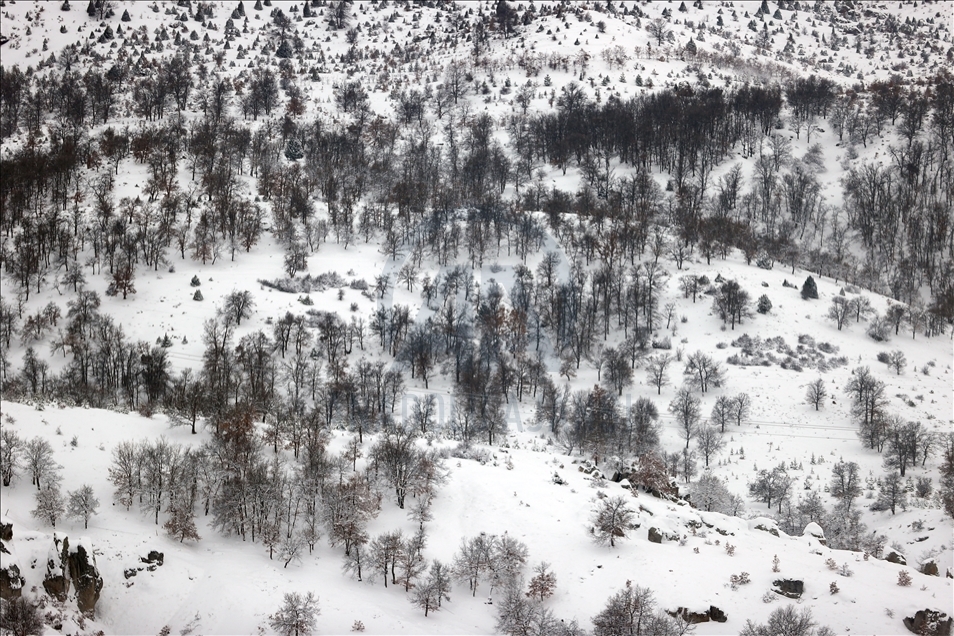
[
  {"left": 449, "top": 443, "right": 492, "bottom": 465},
  {"left": 729, "top": 571, "right": 750, "bottom": 588},
  {"left": 0, "top": 598, "right": 44, "bottom": 636},
  {"left": 867, "top": 316, "right": 891, "bottom": 342},
  {"left": 817, "top": 341, "right": 838, "bottom": 354}
]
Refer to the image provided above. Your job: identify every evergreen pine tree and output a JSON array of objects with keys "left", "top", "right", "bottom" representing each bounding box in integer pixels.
[
  {"left": 285, "top": 138, "right": 304, "bottom": 160},
  {"left": 801, "top": 275, "right": 818, "bottom": 300},
  {"left": 276, "top": 39, "right": 293, "bottom": 58}
]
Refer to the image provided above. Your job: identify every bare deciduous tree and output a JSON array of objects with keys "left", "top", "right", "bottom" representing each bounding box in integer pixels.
[
  {"left": 695, "top": 425, "right": 726, "bottom": 468},
  {"left": 591, "top": 495, "right": 637, "bottom": 548},
  {"left": 646, "top": 17, "right": 672, "bottom": 47},
  {"left": 269, "top": 592, "right": 320, "bottom": 636},
  {"left": 805, "top": 378, "right": 827, "bottom": 410},
  {"left": 646, "top": 353, "right": 672, "bottom": 395}
]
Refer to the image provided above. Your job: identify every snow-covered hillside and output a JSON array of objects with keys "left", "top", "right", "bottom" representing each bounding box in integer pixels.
[{"left": 0, "top": 2, "right": 952, "bottom": 635}]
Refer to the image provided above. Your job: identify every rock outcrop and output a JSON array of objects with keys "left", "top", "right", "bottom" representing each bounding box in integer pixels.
[
  {"left": 141, "top": 550, "right": 164, "bottom": 566},
  {"left": 68, "top": 537, "right": 104, "bottom": 617},
  {"left": 903, "top": 609, "right": 952, "bottom": 636},
  {"left": 920, "top": 560, "right": 939, "bottom": 576},
  {"left": 886, "top": 551, "right": 907, "bottom": 565},
  {"left": 802, "top": 522, "right": 826, "bottom": 546},
  {"left": 772, "top": 579, "right": 804, "bottom": 599},
  {"left": 42, "top": 533, "right": 70, "bottom": 602},
  {"left": 0, "top": 520, "right": 25, "bottom": 601},
  {"left": 667, "top": 606, "right": 728, "bottom": 624}
]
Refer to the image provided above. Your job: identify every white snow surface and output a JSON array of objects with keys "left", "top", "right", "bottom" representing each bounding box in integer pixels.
[{"left": 0, "top": 1, "right": 952, "bottom": 634}]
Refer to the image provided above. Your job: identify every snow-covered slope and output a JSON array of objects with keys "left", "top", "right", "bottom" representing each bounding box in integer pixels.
[{"left": 0, "top": 2, "right": 952, "bottom": 635}]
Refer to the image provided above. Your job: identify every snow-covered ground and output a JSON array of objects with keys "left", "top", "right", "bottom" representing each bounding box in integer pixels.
[{"left": 1, "top": 1, "right": 952, "bottom": 635}]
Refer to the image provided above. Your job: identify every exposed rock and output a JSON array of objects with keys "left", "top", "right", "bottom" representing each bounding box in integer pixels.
[
  {"left": 68, "top": 537, "right": 104, "bottom": 617},
  {"left": 802, "top": 522, "right": 826, "bottom": 546},
  {"left": 886, "top": 551, "right": 907, "bottom": 565},
  {"left": 141, "top": 550, "right": 164, "bottom": 566},
  {"left": 0, "top": 560, "right": 24, "bottom": 600},
  {"left": 669, "top": 607, "right": 709, "bottom": 624},
  {"left": 666, "top": 606, "right": 727, "bottom": 624},
  {"left": 0, "top": 519, "right": 12, "bottom": 542},
  {"left": 43, "top": 533, "right": 70, "bottom": 602},
  {"left": 920, "top": 560, "right": 939, "bottom": 577},
  {"left": 903, "top": 609, "right": 952, "bottom": 636},
  {"left": 648, "top": 527, "right": 663, "bottom": 543},
  {"left": 123, "top": 568, "right": 138, "bottom": 580},
  {"left": 772, "top": 579, "right": 804, "bottom": 599},
  {"left": 754, "top": 523, "right": 779, "bottom": 537},
  {"left": 0, "top": 522, "right": 25, "bottom": 601}
]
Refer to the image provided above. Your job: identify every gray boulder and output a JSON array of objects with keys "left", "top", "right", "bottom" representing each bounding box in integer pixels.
[
  {"left": 772, "top": 579, "right": 804, "bottom": 599},
  {"left": 886, "top": 551, "right": 907, "bottom": 565},
  {"left": 920, "top": 560, "right": 939, "bottom": 576}
]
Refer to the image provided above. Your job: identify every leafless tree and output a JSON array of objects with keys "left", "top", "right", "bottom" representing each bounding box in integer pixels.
[
  {"left": 646, "top": 17, "right": 672, "bottom": 47},
  {"left": 591, "top": 496, "right": 637, "bottom": 548},
  {"left": 669, "top": 388, "right": 701, "bottom": 449},
  {"left": 646, "top": 353, "right": 673, "bottom": 395},
  {"left": 695, "top": 425, "right": 726, "bottom": 468},
  {"left": 805, "top": 378, "right": 827, "bottom": 410}
]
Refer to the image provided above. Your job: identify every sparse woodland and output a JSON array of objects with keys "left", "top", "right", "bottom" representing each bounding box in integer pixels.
[{"left": 0, "top": 1, "right": 952, "bottom": 634}]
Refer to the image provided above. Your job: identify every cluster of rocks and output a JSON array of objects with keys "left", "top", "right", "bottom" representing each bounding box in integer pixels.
[
  {"left": 667, "top": 605, "right": 728, "bottom": 624},
  {"left": 577, "top": 460, "right": 606, "bottom": 480},
  {"left": 125, "top": 550, "right": 165, "bottom": 580}
]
